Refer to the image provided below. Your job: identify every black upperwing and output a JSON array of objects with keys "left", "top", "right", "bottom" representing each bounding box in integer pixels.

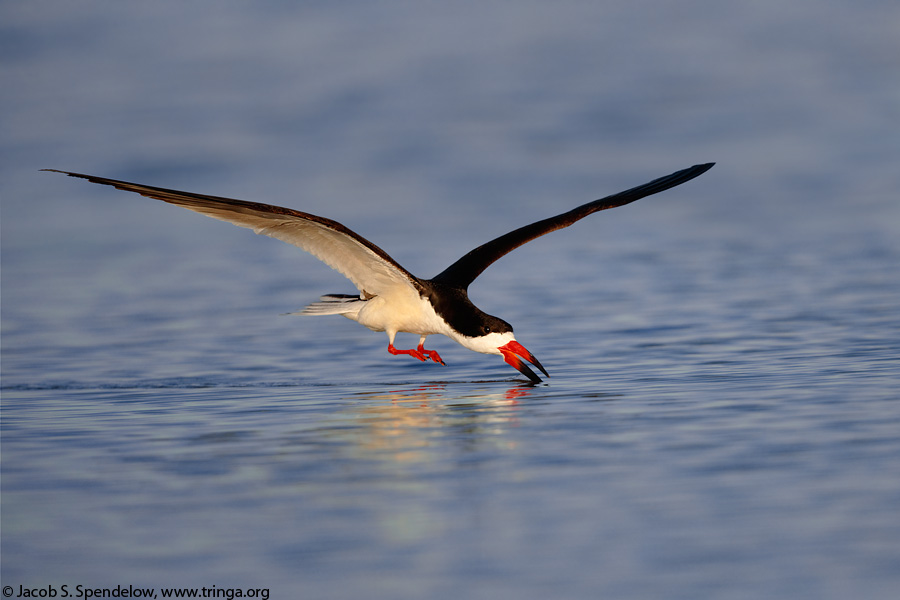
[{"left": 430, "top": 163, "right": 715, "bottom": 289}]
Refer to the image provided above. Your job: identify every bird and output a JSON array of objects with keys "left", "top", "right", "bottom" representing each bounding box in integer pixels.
[{"left": 44, "top": 162, "right": 713, "bottom": 383}]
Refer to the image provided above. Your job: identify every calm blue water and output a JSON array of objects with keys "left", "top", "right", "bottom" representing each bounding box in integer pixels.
[{"left": 3, "top": 1, "right": 899, "bottom": 598}]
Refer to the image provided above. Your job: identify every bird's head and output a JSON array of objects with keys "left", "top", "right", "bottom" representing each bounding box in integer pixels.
[
  {"left": 426, "top": 283, "right": 549, "bottom": 383},
  {"left": 452, "top": 315, "right": 549, "bottom": 384}
]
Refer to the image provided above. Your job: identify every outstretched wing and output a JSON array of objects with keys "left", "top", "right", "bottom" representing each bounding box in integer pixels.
[
  {"left": 431, "top": 163, "right": 714, "bottom": 289},
  {"left": 43, "top": 170, "right": 423, "bottom": 296}
]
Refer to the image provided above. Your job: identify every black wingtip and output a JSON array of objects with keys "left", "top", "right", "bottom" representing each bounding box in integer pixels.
[
  {"left": 663, "top": 162, "right": 715, "bottom": 185},
  {"left": 42, "top": 168, "right": 90, "bottom": 180},
  {"left": 42, "top": 168, "right": 89, "bottom": 178}
]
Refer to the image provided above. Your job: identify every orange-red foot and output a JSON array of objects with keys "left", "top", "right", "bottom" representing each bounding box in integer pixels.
[
  {"left": 417, "top": 343, "right": 445, "bottom": 365},
  {"left": 388, "top": 343, "right": 426, "bottom": 361}
]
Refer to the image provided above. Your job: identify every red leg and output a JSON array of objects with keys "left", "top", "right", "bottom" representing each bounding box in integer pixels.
[
  {"left": 416, "top": 342, "right": 445, "bottom": 365},
  {"left": 388, "top": 343, "right": 426, "bottom": 362}
]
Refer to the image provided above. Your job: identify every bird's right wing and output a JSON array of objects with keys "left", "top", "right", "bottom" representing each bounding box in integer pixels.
[
  {"left": 432, "top": 163, "right": 715, "bottom": 289},
  {"left": 43, "top": 170, "right": 423, "bottom": 297}
]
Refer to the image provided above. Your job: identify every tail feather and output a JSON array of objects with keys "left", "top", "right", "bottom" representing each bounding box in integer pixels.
[{"left": 297, "top": 294, "right": 365, "bottom": 316}]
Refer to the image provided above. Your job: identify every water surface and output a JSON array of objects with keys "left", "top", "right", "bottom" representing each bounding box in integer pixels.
[{"left": 3, "top": 1, "right": 899, "bottom": 598}]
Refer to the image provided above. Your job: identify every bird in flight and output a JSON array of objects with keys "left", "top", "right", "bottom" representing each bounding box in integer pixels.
[{"left": 45, "top": 162, "right": 713, "bottom": 383}]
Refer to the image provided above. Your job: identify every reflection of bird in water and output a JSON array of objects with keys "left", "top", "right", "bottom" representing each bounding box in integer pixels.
[{"left": 344, "top": 385, "right": 530, "bottom": 463}]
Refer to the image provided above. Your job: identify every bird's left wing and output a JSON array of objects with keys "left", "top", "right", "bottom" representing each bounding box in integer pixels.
[{"left": 43, "top": 170, "right": 423, "bottom": 296}]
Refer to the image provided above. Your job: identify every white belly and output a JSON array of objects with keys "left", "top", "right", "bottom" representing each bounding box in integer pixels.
[{"left": 351, "top": 288, "right": 450, "bottom": 337}]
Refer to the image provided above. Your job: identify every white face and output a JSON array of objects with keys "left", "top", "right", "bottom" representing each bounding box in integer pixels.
[{"left": 452, "top": 331, "right": 517, "bottom": 355}]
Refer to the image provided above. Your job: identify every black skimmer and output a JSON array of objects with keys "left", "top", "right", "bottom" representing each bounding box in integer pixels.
[{"left": 44, "top": 163, "right": 713, "bottom": 383}]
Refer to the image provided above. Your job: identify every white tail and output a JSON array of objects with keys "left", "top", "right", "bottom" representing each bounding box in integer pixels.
[{"left": 297, "top": 294, "right": 365, "bottom": 316}]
